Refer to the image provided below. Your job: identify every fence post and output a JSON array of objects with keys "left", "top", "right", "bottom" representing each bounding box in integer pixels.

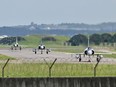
[
  {"left": 2, "top": 59, "right": 10, "bottom": 78},
  {"left": 44, "top": 58, "right": 57, "bottom": 77},
  {"left": 94, "top": 55, "right": 102, "bottom": 77}
]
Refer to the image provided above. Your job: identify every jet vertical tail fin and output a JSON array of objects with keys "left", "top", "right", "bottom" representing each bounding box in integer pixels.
[
  {"left": 88, "top": 35, "right": 90, "bottom": 47},
  {"left": 16, "top": 37, "right": 18, "bottom": 44}
]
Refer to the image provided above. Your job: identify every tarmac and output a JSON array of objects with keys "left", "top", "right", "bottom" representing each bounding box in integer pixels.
[{"left": 0, "top": 48, "right": 116, "bottom": 64}]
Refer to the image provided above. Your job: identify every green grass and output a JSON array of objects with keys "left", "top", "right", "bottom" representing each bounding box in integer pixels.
[
  {"left": 103, "top": 54, "right": 116, "bottom": 58},
  {"left": 0, "top": 63, "right": 115, "bottom": 77},
  {"left": 20, "top": 35, "right": 70, "bottom": 48},
  {"left": 0, "top": 54, "right": 15, "bottom": 60},
  {"left": 52, "top": 46, "right": 85, "bottom": 53},
  {"left": 21, "top": 35, "right": 42, "bottom": 47}
]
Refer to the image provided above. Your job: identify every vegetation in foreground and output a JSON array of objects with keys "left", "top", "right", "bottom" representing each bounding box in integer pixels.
[
  {"left": 0, "top": 54, "right": 15, "bottom": 60},
  {"left": 0, "top": 63, "right": 115, "bottom": 77}
]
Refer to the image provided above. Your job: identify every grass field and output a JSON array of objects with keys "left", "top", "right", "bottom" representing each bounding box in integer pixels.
[
  {"left": 20, "top": 35, "right": 70, "bottom": 48},
  {"left": 0, "top": 63, "right": 115, "bottom": 77},
  {"left": 0, "top": 54, "right": 15, "bottom": 60}
]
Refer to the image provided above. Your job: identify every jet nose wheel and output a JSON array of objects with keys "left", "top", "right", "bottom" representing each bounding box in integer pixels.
[
  {"left": 79, "top": 58, "right": 81, "bottom": 62},
  {"left": 75, "top": 54, "right": 82, "bottom": 62}
]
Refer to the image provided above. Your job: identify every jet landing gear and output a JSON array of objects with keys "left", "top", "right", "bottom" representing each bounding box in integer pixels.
[
  {"left": 79, "top": 57, "right": 81, "bottom": 62},
  {"left": 88, "top": 55, "right": 91, "bottom": 62},
  {"left": 76, "top": 54, "right": 103, "bottom": 62},
  {"left": 11, "top": 46, "right": 22, "bottom": 51},
  {"left": 33, "top": 49, "right": 37, "bottom": 54},
  {"left": 33, "top": 49, "right": 50, "bottom": 54},
  {"left": 40, "top": 50, "right": 43, "bottom": 54},
  {"left": 76, "top": 54, "right": 91, "bottom": 62},
  {"left": 75, "top": 54, "right": 81, "bottom": 62},
  {"left": 41, "top": 49, "right": 50, "bottom": 54},
  {"left": 46, "top": 49, "right": 50, "bottom": 54},
  {"left": 75, "top": 54, "right": 91, "bottom": 62}
]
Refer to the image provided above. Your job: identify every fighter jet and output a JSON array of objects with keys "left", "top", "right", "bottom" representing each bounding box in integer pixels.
[
  {"left": 11, "top": 37, "right": 22, "bottom": 50},
  {"left": 33, "top": 41, "right": 50, "bottom": 54},
  {"left": 76, "top": 35, "right": 103, "bottom": 62}
]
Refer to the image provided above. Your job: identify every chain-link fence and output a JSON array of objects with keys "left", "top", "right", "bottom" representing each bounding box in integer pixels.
[{"left": 0, "top": 58, "right": 116, "bottom": 78}]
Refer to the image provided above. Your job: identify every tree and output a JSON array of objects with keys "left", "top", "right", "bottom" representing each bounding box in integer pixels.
[
  {"left": 42, "top": 37, "right": 56, "bottom": 41},
  {"left": 90, "top": 34, "right": 101, "bottom": 45},
  {"left": 69, "top": 34, "right": 87, "bottom": 46},
  {"left": 0, "top": 37, "right": 25, "bottom": 45},
  {"left": 112, "top": 33, "right": 116, "bottom": 43},
  {"left": 101, "top": 33, "right": 112, "bottom": 45}
]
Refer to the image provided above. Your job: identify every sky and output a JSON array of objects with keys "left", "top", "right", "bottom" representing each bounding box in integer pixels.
[{"left": 0, "top": 0, "right": 116, "bottom": 26}]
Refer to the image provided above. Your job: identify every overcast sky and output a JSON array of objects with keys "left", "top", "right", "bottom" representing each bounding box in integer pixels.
[{"left": 0, "top": 0, "right": 116, "bottom": 26}]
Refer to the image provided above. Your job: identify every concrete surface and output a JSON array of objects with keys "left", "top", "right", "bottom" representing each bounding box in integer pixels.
[
  {"left": 0, "top": 48, "right": 116, "bottom": 64},
  {"left": 0, "top": 77, "right": 116, "bottom": 87}
]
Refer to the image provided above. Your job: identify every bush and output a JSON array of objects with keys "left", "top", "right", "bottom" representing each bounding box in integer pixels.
[{"left": 42, "top": 37, "right": 56, "bottom": 41}]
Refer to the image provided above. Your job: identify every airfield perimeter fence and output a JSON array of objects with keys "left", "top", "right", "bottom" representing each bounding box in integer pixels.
[{"left": 0, "top": 58, "right": 116, "bottom": 78}]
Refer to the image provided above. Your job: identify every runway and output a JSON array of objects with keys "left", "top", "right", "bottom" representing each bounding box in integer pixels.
[{"left": 0, "top": 48, "right": 116, "bottom": 64}]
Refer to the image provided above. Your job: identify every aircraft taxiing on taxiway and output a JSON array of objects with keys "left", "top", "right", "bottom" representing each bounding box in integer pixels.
[
  {"left": 75, "top": 35, "right": 109, "bottom": 62},
  {"left": 33, "top": 41, "right": 50, "bottom": 54},
  {"left": 11, "top": 37, "right": 22, "bottom": 50}
]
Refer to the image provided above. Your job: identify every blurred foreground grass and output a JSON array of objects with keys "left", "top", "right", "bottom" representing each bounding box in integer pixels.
[{"left": 0, "top": 63, "right": 115, "bottom": 77}]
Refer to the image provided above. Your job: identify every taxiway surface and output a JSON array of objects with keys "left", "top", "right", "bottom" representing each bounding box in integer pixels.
[{"left": 0, "top": 48, "right": 116, "bottom": 64}]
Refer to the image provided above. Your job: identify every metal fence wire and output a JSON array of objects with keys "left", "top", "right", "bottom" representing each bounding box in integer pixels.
[{"left": 0, "top": 57, "right": 116, "bottom": 78}]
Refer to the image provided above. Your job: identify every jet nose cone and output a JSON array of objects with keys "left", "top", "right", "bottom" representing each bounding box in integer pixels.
[{"left": 88, "top": 50, "right": 92, "bottom": 55}]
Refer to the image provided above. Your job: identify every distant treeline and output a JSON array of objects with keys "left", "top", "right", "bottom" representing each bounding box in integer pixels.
[
  {"left": 68, "top": 33, "right": 116, "bottom": 46},
  {"left": 0, "top": 33, "right": 116, "bottom": 46},
  {"left": 0, "top": 22, "right": 116, "bottom": 36},
  {"left": 0, "top": 37, "right": 25, "bottom": 45},
  {"left": 0, "top": 36, "right": 57, "bottom": 45}
]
